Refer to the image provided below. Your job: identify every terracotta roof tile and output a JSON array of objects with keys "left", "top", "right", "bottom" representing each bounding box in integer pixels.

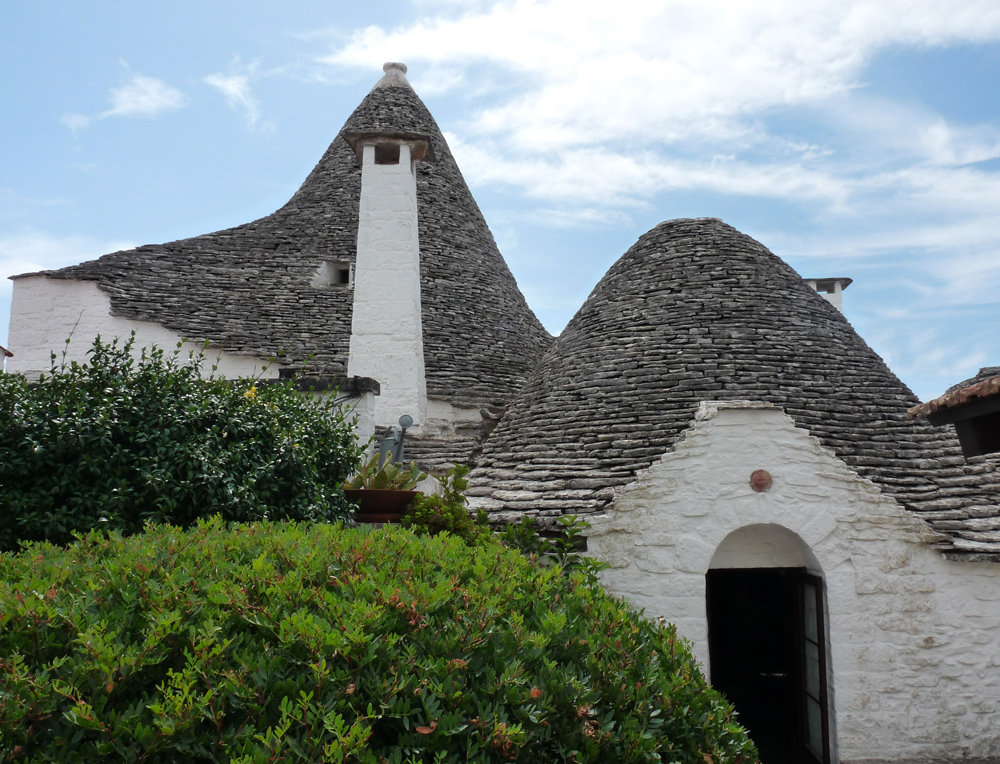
[{"left": 909, "top": 372, "right": 1000, "bottom": 419}]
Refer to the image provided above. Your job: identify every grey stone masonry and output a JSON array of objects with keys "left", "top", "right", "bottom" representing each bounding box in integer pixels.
[
  {"left": 468, "top": 218, "right": 1000, "bottom": 560},
  {"left": 41, "top": 66, "right": 551, "bottom": 412}
]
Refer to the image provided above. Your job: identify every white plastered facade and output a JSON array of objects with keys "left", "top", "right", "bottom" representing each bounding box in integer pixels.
[
  {"left": 7, "top": 276, "right": 280, "bottom": 380},
  {"left": 587, "top": 401, "right": 1000, "bottom": 761},
  {"left": 6, "top": 275, "right": 376, "bottom": 444}
]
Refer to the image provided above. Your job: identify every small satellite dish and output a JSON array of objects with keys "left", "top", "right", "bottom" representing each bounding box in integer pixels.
[{"left": 398, "top": 415, "right": 413, "bottom": 430}]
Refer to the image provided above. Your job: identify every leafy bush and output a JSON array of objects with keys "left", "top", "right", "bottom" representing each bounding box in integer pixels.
[
  {"left": 0, "top": 337, "right": 363, "bottom": 551},
  {"left": 500, "top": 515, "right": 610, "bottom": 584},
  {"left": 0, "top": 519, "right": 758, "bottom": 763},
  {"left": 402, "top": 465, "right": 490, "bottom": 546}
]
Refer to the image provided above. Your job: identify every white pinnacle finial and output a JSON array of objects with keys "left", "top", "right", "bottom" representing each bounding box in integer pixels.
[{"left": 373, "top": 62, "right": 411, "bottom": 89}]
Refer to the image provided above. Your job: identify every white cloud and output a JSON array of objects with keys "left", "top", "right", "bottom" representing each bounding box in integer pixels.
[
  {"left": 320, "top": 0, "right": 1000, "bottom": 385},
  {"left": 58, "top": 63, "right": 186, "bottom": 134},
  {"left": 204, "top": 61, "right": 273, "bottom": 132},
  {"left": 917, "top": 120, "right": 1000, "bottom": 167},
  {"left": 883, "top": 167, "right": 1000, "bottom": 218},
  {"left": 822, "top": 94, "right": 1000, "bottom": 171},
  {"left": 521, "top": 206, "right": 635, "bottom": 229},
  {"left": 61, "top": 113, "right": 91, "bottom": 134},
  {"left": 447, "top": 131, "right": 852, "bottom": 208},
  {"left": 867, "top": 315, "right": 991, "bottom": 397},
  {"left": 318, "top": 0, "right": 1000, "bottom": 217},
  {"left": 325, "top": 0, "right": 1000, "bottom": 140},
  {"left": 101, "top": 63, "right": 187, "bottom": 119},
  {"left": 787, "top": 216, "right": 1000, "bottom": 264}
]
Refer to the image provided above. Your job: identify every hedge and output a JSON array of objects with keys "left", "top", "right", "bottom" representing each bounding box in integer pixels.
[
  {"left": 0, "top": 519, "right": 758, "bottom": 763},
  {"left": 0, "top": 337, "right": 363, "bottom": 552}
]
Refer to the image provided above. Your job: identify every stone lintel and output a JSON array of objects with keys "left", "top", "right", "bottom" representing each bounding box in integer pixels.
[{"left": 342, "top": 131, "right": 436, "bottom": 163}]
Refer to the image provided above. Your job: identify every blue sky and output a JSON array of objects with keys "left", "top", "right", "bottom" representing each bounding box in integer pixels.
[{"left": 3, "top": 1, "right": 999, "bottom": 401}]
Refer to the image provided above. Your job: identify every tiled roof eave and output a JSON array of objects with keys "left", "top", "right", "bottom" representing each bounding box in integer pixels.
[{"left": 909, "top": 375, "right": 1000, "bottom": 420}]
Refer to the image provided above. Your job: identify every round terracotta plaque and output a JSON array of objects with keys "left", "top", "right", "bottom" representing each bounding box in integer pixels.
[{"left": 750, "top": 470, "right": 773, "bottom": 493}]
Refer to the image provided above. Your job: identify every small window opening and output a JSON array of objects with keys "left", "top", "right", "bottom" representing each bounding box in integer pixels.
[
  {"left": 374, "top": 143, "right": 401, "bottom": 165},
  {"left": 954, "top": 411, "right": 1000, "bottom": 458},
  {"left": 312, "top": 261, "right": 353, "bottom": 288}
]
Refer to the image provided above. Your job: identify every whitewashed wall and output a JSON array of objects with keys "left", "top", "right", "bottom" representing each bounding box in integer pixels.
[
  {"left": 6, "top": 274, "right": 375, "bottom": 447},
  {"left": 587, "top": 401, "right": 1000, "bottom": 761},
  {"left": 7, "top": 276, "right": 280, "bottom": 380}
]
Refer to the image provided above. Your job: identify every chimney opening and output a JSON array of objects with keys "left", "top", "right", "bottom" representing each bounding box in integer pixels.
[{"left": 374, "top": 143, "right": 401, "bottom": 165}]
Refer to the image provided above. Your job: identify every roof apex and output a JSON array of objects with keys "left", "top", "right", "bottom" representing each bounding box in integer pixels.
[{"left": 373, "top": 62, "right": 412, "bottom": 90}]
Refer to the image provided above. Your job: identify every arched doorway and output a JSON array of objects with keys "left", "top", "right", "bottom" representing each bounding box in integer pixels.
[{"left": 706, "top": 525, "right": 831, "bottom": 764}]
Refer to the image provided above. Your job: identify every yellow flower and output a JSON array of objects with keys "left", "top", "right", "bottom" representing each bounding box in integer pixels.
[{"left": 243, "top": 385, "right": 257, "bottom": 399}]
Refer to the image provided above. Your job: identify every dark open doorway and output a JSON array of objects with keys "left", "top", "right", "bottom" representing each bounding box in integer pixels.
[{"left": 707, "top": 567, "right": 830, "bottom": 764}]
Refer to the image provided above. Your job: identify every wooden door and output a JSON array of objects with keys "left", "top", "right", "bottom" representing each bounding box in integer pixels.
[
  {"left": 799, "top": 572, "right": 830, "bottom": 764},
  {"left": 707, "top": 568, "right": 830, "bottom": 764}
]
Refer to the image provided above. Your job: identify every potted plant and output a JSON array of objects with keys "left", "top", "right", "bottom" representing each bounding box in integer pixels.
[{"left": 343, "top": 453, "right": 427, "bottom": 523}]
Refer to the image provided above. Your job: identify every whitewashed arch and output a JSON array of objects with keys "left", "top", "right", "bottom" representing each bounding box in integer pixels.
[{"left": 709, "top": 523, "right": 822, "bottom": 572}]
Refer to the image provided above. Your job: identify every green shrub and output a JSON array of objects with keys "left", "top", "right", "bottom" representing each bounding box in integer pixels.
[
  {"left": 0, "top": 519, "right": 758, "bottom": 763},
  {"left": 500, "top": 515, "right": 609, "bottom": 584},
  {"left": 402, "top": 465, "right": 490, "bottom": 546},
  {"left": 0, "top": 336, "right": 363, "bottom": 551}
]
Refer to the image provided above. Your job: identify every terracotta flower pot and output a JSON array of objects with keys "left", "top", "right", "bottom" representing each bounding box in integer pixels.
[{"left": 344, "top": 489, "right": 419, "bottom": 524}]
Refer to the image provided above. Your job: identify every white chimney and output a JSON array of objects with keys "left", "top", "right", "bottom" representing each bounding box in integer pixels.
[
  {"left": 346, "top": 65, "right": 433, "bottom": 426},
  {"left": 805, "top": 277, "right": 852, "bottom": 315}
]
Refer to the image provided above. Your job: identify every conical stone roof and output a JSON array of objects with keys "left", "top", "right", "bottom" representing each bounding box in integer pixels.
[
  {"left": 469, "top": 218, "right": 1000, "bottom": 559},
  {"left": 48, "top": 64, "right": 551, "bottom": 407}
]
